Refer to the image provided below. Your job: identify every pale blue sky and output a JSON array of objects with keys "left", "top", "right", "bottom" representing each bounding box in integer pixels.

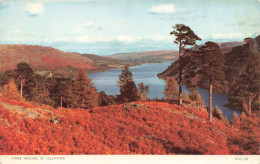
[{"left": 0, "top": 0, "right": 259, "bottom": 55}]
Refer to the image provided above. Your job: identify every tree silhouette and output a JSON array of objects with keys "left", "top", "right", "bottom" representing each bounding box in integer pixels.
[
  {"left": 70, "top": 69, "right": 99, "bottom": 109},
  {"left": 16, "top": 62, "right": 35, "bottom": 100},
  {"left": 170, "top": 24, "right": 201, "bottom": 105},
  {"left": 117, "top": 65, "right": 139, "bottom": 103}
]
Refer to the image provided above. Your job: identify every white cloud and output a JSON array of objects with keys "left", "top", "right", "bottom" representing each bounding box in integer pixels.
[
  {"left": 26, "top": 3, "right": 44, "bottom": 16},
  {"left": 93, "top": 35, "right": 135, "bottom": 43},
  {"left": 4, "top": 36, "right": 36, "bottom": 43},
  {"left": 212, "top": 33, "right": 244, "bottom": 39},
  {"left": 149, "top": 34, "right": 170, "bottom": 42},
  {"left": 73, "top": 35, "right": 89, "bottom": 43},
  {"left": 69, "top": 34, "right": 171, "bottom": 44},
  {"left": 116, "top": 35, "right": 135, "bottom": 43},
  {"left": 55, "top": 37, "right": 72, "bottom": 42},
  {"left": 95, "top": 36, "right": 113, "bottom": 42},
  {"left": 148, "top": 4, "right": 175, "bottom": 14}
]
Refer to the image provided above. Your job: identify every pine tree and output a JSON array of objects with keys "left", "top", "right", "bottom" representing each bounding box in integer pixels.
[
  {"left": 201, "top": 42, "right": 225, "bottom": 121},
  {"left": 170, "top": 24, "right": 201, "bottom": 105},
  {"left": 117, "top": 65, "right": 140, "bottom": 103},
  {"left": 183, "top": 42, "right": 225, "bottom": 121},
  {"left": 16, "top": 62, "right": 35, "bottom": 100},
  {"left": 163, "top": 76, "right": 178, "bottom": 101},
  {"left": 1, "top": 79, "right": 21, "bottom": 101},
  {"left": 50, "top": 78, "right": 74, "bottom": 108},
  {"left": 70, "top": 69, "right": 99, "bottom": 109}
]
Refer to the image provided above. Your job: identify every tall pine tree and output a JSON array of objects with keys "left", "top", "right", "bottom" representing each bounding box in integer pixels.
[
  {"left": 70, "top": 69, "right": 98, "bottom": 109},
  {"left": 170, "top": 24, "right": 201, "bottom": 105},
  {"left": 16, "top": 62, "right": 35, "bottom": 100},
  {"left": 183, "top": 41, "right": 225, "bottom": 121}
]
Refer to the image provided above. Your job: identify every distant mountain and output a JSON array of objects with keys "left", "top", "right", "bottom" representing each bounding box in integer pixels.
[
  {"left": 217, "top": 41, "right": 244, "bottom": 48},
  {"left": 190, "top": 41, "right": 244, "bottom": 54},
  {"left": 110, "top": 50, "right": 179, "bottom": 61},
  {"left": 217, "top": 41, "right": 244, "bottom": 54},
  {"left": 110, "top": 43, "right": 243, "bottom": 62},
  {"left": 0, "top": 44, "right": 95, "bottom": 72}
]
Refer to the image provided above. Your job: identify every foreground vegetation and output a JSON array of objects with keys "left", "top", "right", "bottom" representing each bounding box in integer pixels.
[{"left": 0, "top": 97, "right": 259, "bottom": 155}]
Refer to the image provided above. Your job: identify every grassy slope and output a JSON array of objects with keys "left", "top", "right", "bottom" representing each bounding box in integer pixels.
[{"left": 1, "top": 97, "right": 254, "bottom": 155}]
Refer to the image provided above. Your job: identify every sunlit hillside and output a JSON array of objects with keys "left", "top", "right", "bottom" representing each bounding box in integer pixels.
[
  {"left": 0, "top": 97, "right": 258, "bottom": 155},
  {"left": 0, "top": 44, "right": 95, "bottom": 72}
]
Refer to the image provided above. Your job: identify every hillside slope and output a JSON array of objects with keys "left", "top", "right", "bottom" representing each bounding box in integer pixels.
[
  {"left": 0, "top": 44, "right": 96, "bottom": 72},
  {"left": 1, "top": 97, "right": 258, "bottom": 155}
]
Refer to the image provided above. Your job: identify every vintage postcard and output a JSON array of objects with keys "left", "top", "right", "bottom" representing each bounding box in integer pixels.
[{"left": 0, "top": 0, "right": 259, "bottom": 163}]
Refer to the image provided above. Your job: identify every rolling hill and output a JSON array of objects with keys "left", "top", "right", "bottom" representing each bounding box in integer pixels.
[{"left": 0, "top": 44, "right": 96, "bottom": 72}]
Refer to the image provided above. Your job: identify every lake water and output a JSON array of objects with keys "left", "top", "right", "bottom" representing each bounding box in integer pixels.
[{"left": 88, "top": 61, "right": 239, "bottom": 121}]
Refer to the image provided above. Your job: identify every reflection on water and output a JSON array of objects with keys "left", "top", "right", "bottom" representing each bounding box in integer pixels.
[{"left": 88, "top": 61, "right": 239, "bottom": 121}]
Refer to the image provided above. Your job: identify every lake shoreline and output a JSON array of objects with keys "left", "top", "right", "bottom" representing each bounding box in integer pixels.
[{"left": 88, "top": 61, "right": 240, "bottom": 121}]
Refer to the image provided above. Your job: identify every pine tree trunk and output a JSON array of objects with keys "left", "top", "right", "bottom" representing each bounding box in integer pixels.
[
  {"left": 20, "top": 82, "right": 23, "bottom": 98},
  {"left": 20, "top": 77, "right": 25, "bottom": 98},
  {"left": 178, "top": 44, "right": 183, "bottom": 105},
  {"left": 179, "top": 68, "right": 182, "bottom": 105},
  {"left": 209, "top": 83, "right": 213, "bottom": 122}
]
